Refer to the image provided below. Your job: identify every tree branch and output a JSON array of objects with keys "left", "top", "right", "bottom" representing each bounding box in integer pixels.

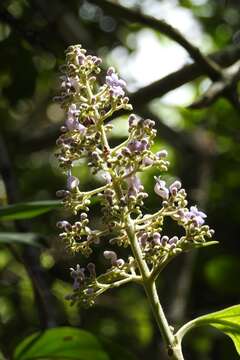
[
  {"left": 11, "top": 44, "right": 240, "bottom": 155},
  {"left": 131, "top": 44, "right": 240, "bottom": 106},
  {"left": 189, "top": 60, "right": 240, "bottom": 110},
  {"left": 89, "top": 0, "right": 222, "bottom": 80},
  {"left": 88, "top": 0, "right": 240, "bottom": 110}
]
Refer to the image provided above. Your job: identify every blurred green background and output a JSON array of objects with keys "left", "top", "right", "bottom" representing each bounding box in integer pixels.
[{"left": 0, "top": 0, "right": 240, "bottom": 359}]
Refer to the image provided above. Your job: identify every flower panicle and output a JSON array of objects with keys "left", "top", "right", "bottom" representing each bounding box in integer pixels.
[{"left": 55, "top": 45, "right": 214, "bottom": 307}]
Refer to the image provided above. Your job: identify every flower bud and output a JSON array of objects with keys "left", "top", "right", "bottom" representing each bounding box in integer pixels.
[
  {"left": 60, "top": 126, "right": 67, "bottom": 133},
  {"left": 80, "top": 213, "right": 88, "bottom": 221},
  {"left": 169, "top": 180, "right": 181, "bottom": 195},
  {"left": 86, "top": 288, "right": 94, "bottom": 295},
  {"left": 107, "top": 67, "right": 115, "bottom": 76},
  {"left": 103, "top": 250, "right": 117, "bottom": 264},
  {"left": 116, "top": 258, "right": 125, "bottom": 267},
  {"left": 142, "top": 157, "right": 154, "bottom": 166},
  {"left": 156, "top": 150, "right": 168, "bottom": 159},
  {"left": 56, "top": 190, "right": 69, "bottom": 198},
  {"left": 139, "top": 232, "right": 148, "bottom": 247},
  {"left": 56, "top": 220, "right": 71, "bottom": 231},
  {"left": 87, "top": 263, "right": 96, "bottom": 277},
  {"left": 67, "top": 175, "right": 79, "bottom": 190},
  {"left": 169, "top": 236, "right": 178, "bottom": 245},
  {"left": 128, "top": 114, "right": 138, "bottom": 127},
  {"left": 161, "top": 236, "right": 169, "bottom": 246},
  {"left": 74, "top": 221, "right": 81, "bottom": 230},
  {"left": 153, "top": 232, "right": 161, "bottom": 245},
  {"left": 144, "top": 119, "right": 155, "bottom": 128}
]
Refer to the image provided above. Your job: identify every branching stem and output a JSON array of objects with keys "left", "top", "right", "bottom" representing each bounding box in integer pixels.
[
  {"left": 125, "top": 215, "right": 184, "bottom": 360},
  {"left": 85, "top": 75, "right": 185, "bottom": 359},
  {"left": 99, "top": 119, "right": 184, "bottom": 359}
]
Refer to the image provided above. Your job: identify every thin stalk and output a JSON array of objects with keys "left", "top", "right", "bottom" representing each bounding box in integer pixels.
[{"left": 125, "top": 216, "right": 184, "bottom": 360}]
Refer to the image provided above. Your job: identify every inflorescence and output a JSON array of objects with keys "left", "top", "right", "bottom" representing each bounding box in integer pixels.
[{"left": 55, "top": 45, "right": 214, "bottom": 307}]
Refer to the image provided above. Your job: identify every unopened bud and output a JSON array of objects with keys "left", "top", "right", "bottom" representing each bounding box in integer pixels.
[
  {"left": 103, "top": 250, "right": 117, "bottom": 264},
  {"left": 87, "top": 263, "right": 96, "bottom": 277},
  {"left": 67, "top": 175, "right": 79, "bottom": 190},
  {"left": 116, "top": 258, "right": 125, "bottom": 267},
  {"left": 156, "top": 150, "right": 168, "bottom": 159}
]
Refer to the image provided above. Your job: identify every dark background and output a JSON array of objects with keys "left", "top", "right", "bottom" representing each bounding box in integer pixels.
[{"left": 0, "top": 0, "right": 240, "bottom": 359}]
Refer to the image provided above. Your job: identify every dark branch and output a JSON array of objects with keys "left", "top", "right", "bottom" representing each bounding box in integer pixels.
[
  {"left": 7, "top": 41, "right": 239, "bottom": 165},
  {"left": 88, "top": 0, "right": 240, "bottom": 110},
  {"left": 189, "top": 60, "right": 240, "bottom": 110},
  {"left": 131, "top": 44, "right": 240, "bottom": 106},
  {"left": 89, "top": 0, "right": 222, "bottom": 80},
  {"left": 12, "top": 45, "right": 240, "bottom": 155}
]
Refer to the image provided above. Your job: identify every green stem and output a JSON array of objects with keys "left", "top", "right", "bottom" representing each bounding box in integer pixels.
[
  {"left": 84, "top": 184, "right": 109, "bottom": 196},
  {"left": 135, "top": 208, "right": 178, "bottom": 225},
  {"left": 125, "top": 216, "right": 184, "bottom": 359},
  {"left": 145, "top": 282, "right": 184, "bottom": 360}
]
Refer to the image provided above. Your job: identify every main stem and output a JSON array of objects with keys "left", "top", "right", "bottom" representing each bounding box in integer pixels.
[{"left": 125, "top": 216, "right": 184, "bottom": 360}]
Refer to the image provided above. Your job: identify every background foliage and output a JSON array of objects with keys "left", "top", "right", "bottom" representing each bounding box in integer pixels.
[{"left": 0, "top": 0, "right": 240, "bottom": 359}]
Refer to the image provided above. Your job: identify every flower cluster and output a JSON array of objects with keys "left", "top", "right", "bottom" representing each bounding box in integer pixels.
[{"left": 55, "top": 45, "right": 214, "bottom": 307}]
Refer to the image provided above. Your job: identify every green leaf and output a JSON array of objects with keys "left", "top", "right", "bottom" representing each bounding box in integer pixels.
[
  {"left": 14, "top": 327, "right": 110, "bottom": 360},
  {"left": 0, "top": 232, "right": 40, "bottom": 246},
  {"left": 0, "top": 201, "right": 60, "bottom": 221},
  {"left": 177, "top": 305, "right": 240, "bottom": 355}
]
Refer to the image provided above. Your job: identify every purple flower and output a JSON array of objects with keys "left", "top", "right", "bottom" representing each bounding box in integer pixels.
[
  {"left": 128, "top": 140, "right": 141, "bottom": 152},
  {"left": 70, "top": 264, "right": 85, "bottom": 280},
  {"left": 180, "top": 206, "right": 207, "bottom": 226},
  {"left": 61, "top": 76, "right": 79, "bottom": 91},
  {"left": 66, "top": 118, "right": 85, "bottom": 132},
  {"left": 127, "top": 139, "right": 148, "bottom": 153},
  {"left": 187, "top": 206, "right": 207, "bottom": 226},
  {"left": 106, "top": 68, "right": 126, "bottom": 97},
  {"left": 126, "top": 174, "right": 142, "bottom": 196},
  {"left": 154, "top": 177, "right": 169, "bottom": 200},
  {"left": 70, "top": 264, "right": 85, "bottom": 290},
  {"left": 66, "top": 104, "right": 86, "bottom": 132},
  {"left": 67, "top": 172, "right": 79, "bottom": 190}
]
